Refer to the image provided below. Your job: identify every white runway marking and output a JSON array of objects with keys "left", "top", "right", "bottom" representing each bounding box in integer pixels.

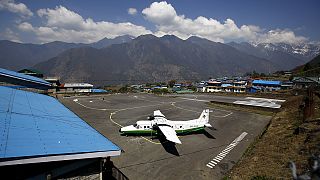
[
  {"left": 73, "top": 99, "right": 117, "bottom": 111},
  {"left": 206, "top": 132, "right": 248, "bottom": 169},
  {"left": 233, "top": 100, "right": 281, "bottom": 109},
  {"left": 245, "top": 97, "right": 286, "bottom": 102},
  {"left": 180, "top": 97, "right": 209, "bottom": 102},
  {"left": 233, "top": 97, "right": 286, "bottom": 109}
]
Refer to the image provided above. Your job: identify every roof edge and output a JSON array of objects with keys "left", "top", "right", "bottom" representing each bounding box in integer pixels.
[
  {"left": 0, "top": 72, "right": 51, "bottom": 86},
  {"left": 0, "top": 150, "right": 121, "bottom": 166}
]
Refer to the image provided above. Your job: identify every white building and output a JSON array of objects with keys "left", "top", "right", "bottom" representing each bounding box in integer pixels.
[
  {"left": 206, "top": 80, "right": 222, "bottom": 92},
  {"left": 61, "top": 83, "right": 94, "bottom": 93}
]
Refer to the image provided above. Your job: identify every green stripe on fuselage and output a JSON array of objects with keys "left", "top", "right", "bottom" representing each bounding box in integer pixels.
[{"left": 176, "top": 126, "right": 205, "bottom": 134}]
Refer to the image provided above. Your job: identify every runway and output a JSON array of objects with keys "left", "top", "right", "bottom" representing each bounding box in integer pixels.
[{"left": 60, "top": 93, "right": 271, "bottom": 179}]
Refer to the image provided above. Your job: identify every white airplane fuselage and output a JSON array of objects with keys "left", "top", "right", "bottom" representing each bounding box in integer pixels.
[{"left": 120, "top": 109, "right": 211, "bottom": 135}]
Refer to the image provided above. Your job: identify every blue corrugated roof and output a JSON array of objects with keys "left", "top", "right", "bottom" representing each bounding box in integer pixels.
[
  {"left": 0, "top": 68, "right": 51, "bottom": 86},
  {"left": 221, "top": 84, "right": 232, "bottom": 87},
  {"left": 0, "top": 86, "right": 120, "bottom": 161},
  {"left": 252, "top": 80, "right": 281, "bottom": 85},
  {"left": 92, "top": 89, "right": 108, "bottom": 93}
]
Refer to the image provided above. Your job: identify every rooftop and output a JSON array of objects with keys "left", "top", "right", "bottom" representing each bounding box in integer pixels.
[
  {"left": 221, "top": 84, "right": 233, "bottom": 87},
  {"left": 252, "top": 80, "right": 281, "bottom": 85},
  {"left": 0, "top": 68, "right": 51, "bottom": 87},
  {"left": 0, "top": 86, "right": 120, "bottom": 166},
  {"left": 63, "top": 83, "right": 94, "bottom": 88},
  {"left": 18, "top": 69, "right": 44, "bottom": 75}
]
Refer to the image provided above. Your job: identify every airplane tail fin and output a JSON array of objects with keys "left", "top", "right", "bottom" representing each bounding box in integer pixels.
[{"left": 199, "top": 109, "right": 212, "bottom": 127}]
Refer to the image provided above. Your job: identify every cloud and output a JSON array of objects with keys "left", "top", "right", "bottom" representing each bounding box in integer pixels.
[
  {"left": 257, "top": 29, "right": 308, "bottom": 44},
  {"left": 18, "top": 6, "right": 151, "bottom": 43},
  {"left": 0, "top": 28, "right": 21, "bottom": 42},
  {"left": 128, "top": 8, "right": 137, "bottom": 15},
  {"left": 8, "top": 1, "right": 309, "bottom": 44},
  {"left": 18, "top": 22, "right": 33, "bottom": 31},
  {"left": 0, "top": 0, "right": 33, "bottom": 18},
  {"left": 142, "top": 1, "right": 307, "bottom": 44}
]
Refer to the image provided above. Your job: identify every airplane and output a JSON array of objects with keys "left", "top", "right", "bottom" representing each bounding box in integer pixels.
[{"left": 119, "top": 109, "right": 212, "bottom": 144}]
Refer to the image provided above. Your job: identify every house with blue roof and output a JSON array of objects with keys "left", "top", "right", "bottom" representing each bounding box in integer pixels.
[
  {"left": 221, "top": 83, "right": 233, "bottom": 92},
  {"left": 252, "top": 79, "right": 282, "bottom": 91},
  {"left": 0, "top": 86, "right": 123, "bottom": 179}
]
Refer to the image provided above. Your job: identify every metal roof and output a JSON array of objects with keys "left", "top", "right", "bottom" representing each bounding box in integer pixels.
[
  {"left": 0, "top": 68, "right": 51, "bottom": 87},
  {"left": 207, "top": 80, "right": 221, "bottom": 84},
  {"left": 252, "top": 80, "right": 281, "bottom": 85},
  {"left": 0, "top": 86, "right": 121, "bottom": 166},
  {"left": 92, "top": 89, "right": 108, "bottom": 93},
  {"left": 63, "top": 83, "right": 93, "bottom": 88},
  {"left": 221, "top": 84, "right": 233, "bottom": 87}
]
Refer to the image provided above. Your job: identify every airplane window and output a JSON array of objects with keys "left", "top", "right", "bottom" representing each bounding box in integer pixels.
[
  {"left": 133, "top": 124, "right": 137, "bottom": 127},
  {"left": 180, "top": 126, "right": 182, "bottom": 128}
]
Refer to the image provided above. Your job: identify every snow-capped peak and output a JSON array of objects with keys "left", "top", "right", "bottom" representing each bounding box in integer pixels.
[{"left": 249, "top": 41, "right": 320, "bottom": 59}]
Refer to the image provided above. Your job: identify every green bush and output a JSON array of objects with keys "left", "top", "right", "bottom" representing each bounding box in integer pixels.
[{"left": 152, "top": 88, "right": 169, "bottom": 94}]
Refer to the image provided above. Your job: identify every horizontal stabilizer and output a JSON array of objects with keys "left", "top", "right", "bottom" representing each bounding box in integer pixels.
[{"left": 205, "top": 123, "right": 212, "bottom": 128}]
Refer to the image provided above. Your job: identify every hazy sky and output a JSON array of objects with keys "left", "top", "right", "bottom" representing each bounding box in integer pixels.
[{"left": 0, "top": 0, "right": 319, "bottom": 44}]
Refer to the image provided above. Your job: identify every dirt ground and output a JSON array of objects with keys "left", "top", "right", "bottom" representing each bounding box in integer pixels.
[{"left": 227, "top": 93, "right": 320, "bottom": 179}]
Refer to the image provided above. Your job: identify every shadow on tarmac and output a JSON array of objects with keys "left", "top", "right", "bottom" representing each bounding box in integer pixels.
[
  {"left": 203, "top": 129, "right": 216, "bottom": 139},
  {"left": 159, "top": 136, "right": 180, "bottom": 156}
]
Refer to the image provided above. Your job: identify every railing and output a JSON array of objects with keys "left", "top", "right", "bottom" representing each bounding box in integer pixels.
[{"left": 111, "top": 166, "right": 129, "bottom": 180}]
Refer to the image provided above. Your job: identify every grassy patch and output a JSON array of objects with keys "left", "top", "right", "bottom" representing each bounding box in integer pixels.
[{"left": 226, "top": 95, "right": 320, "bottom": 179}]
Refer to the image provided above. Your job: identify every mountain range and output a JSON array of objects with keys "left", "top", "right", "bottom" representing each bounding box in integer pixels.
[
  {"left": 292, "top": 54, "right": 320, "bottom": 76},
  {"left": 0, "top": 35, "right": 134, "bottom": 71},
  {"left": 0, "top": 34, "right": 319, "bottom": 85}
]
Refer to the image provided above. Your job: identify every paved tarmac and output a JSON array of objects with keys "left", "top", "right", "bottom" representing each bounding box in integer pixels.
[
  {"left": 170, "top": 94, "right": 285, "bottom": 109},
  {"left": 60, "top": 93, "right": 271, "bottom": 180}
]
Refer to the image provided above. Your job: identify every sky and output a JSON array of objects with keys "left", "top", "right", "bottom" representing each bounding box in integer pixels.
[{"left": 0, "top": 0, "right": 319, "bottom": 44}]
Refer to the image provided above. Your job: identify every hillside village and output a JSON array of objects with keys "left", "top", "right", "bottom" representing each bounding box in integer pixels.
[{"left": 2, "top": 67, "right": 320, "bottom": 96}]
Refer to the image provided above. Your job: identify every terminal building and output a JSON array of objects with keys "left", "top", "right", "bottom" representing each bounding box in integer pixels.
[
  {"left": 0, "top": 68, "right": 124, "bottom": 179},
  {"left": 59, "top": 83, "right": 94, "bottom": 93}
]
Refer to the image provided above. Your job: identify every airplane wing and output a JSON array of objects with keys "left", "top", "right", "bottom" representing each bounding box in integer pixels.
[
  {"left": 154, "top": 110, "right": 165, "bottom": 118},
  {"left": 158, "top": 125, "right": 182, "bottom": 144}
]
